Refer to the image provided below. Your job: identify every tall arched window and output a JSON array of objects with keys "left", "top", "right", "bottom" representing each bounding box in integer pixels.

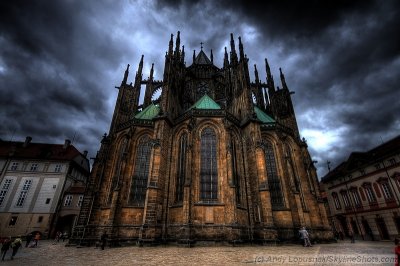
[
  {"left": 264, "top": 141, "right": 284, "bottom": 208},
  {"left": 200, "top": 127, "right": 218, "bottom": 200},
  {"left": 129, "top": 135, "right": 152, "bottom": 205},
  {"left": 175, "top": 133, "right": 188, "bottom": 202},
  {"left": 231, "top": 136, "right": 242, "bottom": 205},
  {"left": 108, "top": 137, "right": 128, "bottom": 204}
]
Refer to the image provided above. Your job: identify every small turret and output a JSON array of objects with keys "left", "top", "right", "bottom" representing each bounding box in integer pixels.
[
  {"left": 168, "top": 34, "right": 173, "bottom": 56},
  {"left": 121, "top": 64, "right": 130, "bottom": 86},
  {"left": 210, "top": 49, "right": 213, "bottom": 64},
  {"left": 238, "top": 36, "right": 245, "bottom": 61},
  {"left": 230, "top": 33, "right": 238, "bottom": 64},
  {"left": 223, "top": 47, "right": 229, "bottom": 68},
  {"left": 280, "top": 67, "right": 288, "bottom": 90},
  {"left": 134, "top": 55, "right": 144, "bottom": 87},
  {"left": 181, "top": 45, "right": 185, "bottom": 64},
  {"left": 174, "top": 31, "right": 180, "bottom": 58},
  {"left": 193, "top": 50, "right": 196, "bottom": 64}
]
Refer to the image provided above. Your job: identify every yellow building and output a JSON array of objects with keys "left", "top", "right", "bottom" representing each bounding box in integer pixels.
[
  {"left": 0, "top": 137, "right": 89, "bottom": 238},
  {"left": 71, "top": 32, "right": 332, "bottom": 245}
]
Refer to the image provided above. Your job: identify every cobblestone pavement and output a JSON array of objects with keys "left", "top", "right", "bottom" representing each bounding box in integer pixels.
[{"left": 0, "top": 240, "right": 396, "bottom": 266}]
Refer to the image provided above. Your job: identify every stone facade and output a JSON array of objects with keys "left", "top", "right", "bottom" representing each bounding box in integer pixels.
[
  {"left": 321, "top": 135, "right": 400, "bottom": 241},
  {"left": 71, "top": 32, "right": 332, "bottom": 245}
]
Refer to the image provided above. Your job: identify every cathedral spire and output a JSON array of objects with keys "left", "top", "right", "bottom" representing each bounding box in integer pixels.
[
  {"left": 193, "top": 50, "right": 196, "bottom": 63},
  {"left": 223, "top": 47, "right": 229, "bottom": 68},
  {"left": 254, "top": 64, "right": 259, "bottom": 83},
  {"left": 121, "top": 64, "right": 130, "bottom": 86},
  {"left": 134, "top": 55, "right": 144, "bottom": 87},
  {"left": 149, "top": 63, "right": 154, "bottom": 81},
  {"left": 230, "top": 33, "right": 238, "bottom": 64},
  {"left": 175, "top": 31, "right": 181, "bottom": 58},
  {"left": 265, "top": 58, "right": 275, "bottom": 94},
  {"left": 238, "top": 36, "right": 245, "bottom": 61},
  {"left": 280, "top": 67, "right": 288, "bottom": 90},
  {"left": 168, "top": 34, "right": 173, "bottom": 56},
  {"left": 181, "top": 45, "right": 185, "bottom": 64}
]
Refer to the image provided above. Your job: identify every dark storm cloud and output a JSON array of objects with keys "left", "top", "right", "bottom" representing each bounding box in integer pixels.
[
  {"left": 157, "top": 0, "right": 400, "bottom": 176},
  {"left": 1, "top": 0, "right": 399, "bottom": 178},
  {"left": 0, "top": 0, "right": 128, "bottom": 157}
]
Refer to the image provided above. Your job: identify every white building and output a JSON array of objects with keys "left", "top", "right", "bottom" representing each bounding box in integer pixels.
[
  {"left": 321, "top": 135, "right": 400, "bottom": 241},
  {"left": 0, "top": 137, "right": 90, "bottom": 238}
]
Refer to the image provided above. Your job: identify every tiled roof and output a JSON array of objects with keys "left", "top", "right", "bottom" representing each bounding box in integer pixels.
[
  {"left": 190, "top": 94, "right": 221, "bottom": 110},
  {"left": 254, "top": 106, "right": 275, "bottom": 123},
  {"left": 194, "top": 50, "right": 212, "bottom": 65},
  {"left": 134, "top": 103, "right": 160, "bottom": 120},
  {"left": 0, "top": 140, "right": 82, "bottom": 161}
]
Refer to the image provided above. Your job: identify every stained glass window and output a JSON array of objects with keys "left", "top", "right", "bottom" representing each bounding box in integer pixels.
[
  {"left": 231, "top": 137, "right": 241, "bottom": 204},
  {"left": 264, "top": 142, "right": 284, "bottom": 208},
  {"left": 130, "top": 135, "right": 151, "bottom": 205},
  {"left": 176, "top": 133, "right": 187, "bottom": 202},
  {"left": 200, "top": 128, "right": 218, "bottom": 200}
]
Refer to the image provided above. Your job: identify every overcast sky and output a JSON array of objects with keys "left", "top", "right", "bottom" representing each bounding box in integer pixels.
[{"left": 1, "top": 0, "right": 399, "bottom": 177}]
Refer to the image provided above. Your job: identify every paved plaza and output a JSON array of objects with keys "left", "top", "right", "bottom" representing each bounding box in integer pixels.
[{"left": 0, "top": 239, "right": 397, "bottom": 266}]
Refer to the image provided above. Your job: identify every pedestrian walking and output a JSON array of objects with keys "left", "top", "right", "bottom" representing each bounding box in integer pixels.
[
  {"left": 33, "top": 232, "right": 41, "bottom": 247},
  {"left": 25, "top": 233, "right": 33, "bottom": 247},
  {"left": 100, "top": 232, "right": 108, "bottom": 250},
  {"left": 298, "top": 227, "right": 312, "bottom": 247},
  {"left": 1, "top": 237, "right": 11, "bottom": 261},
  {"left": 10, "top": 236, "right": 22, "bottom": 260}
]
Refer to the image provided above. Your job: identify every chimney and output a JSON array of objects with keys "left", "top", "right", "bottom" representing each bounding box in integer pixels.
[
  {"left": 23, "top": 136, "right": 32, "bottom": 147},
  {"left": 63, "top": 139, "right": 71, "bottom": 149},
  {"left": 83, "top": 150, "right": 88, "bottom": 157}
]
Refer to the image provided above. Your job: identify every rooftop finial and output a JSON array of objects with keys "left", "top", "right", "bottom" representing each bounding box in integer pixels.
[{"left": 200, "top": 42, "right": 203, "bottom": 51}]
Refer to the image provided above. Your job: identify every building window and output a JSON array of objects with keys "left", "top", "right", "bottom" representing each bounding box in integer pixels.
[
  {"left": 30, "top": 163, "right": 38, "bottom": 171},
  {"left": 53, "top": 185, "right": 57, "bottom": 189},
  {"left": 77, "top": 195, "right": 84, "bottom": 207},
  {"left": 38, "top": 216, "right": 43, "bottom": 223},
  {"left": 64, "top": 195, "right": 73, "bottom": 206},
  {"left": 45, "top": 198, "right": 51, "bottom": 204},
  {"left": 16, "top": 179, "right": 32, "bottom": 207},
  {"left": 175, "top": 133, "right": 187, "bottom": 203},
  {"left": 350, "top": 189, "right": 362, "bottom": 207},
  {"left": 10, "top": 162, "right": 19, "bottom": 171},
  {"left": 364, "top": 184, "right": 377, "bottom": 203},
  {"left": 264, "top": 141, "right": 284, "bottom": 208},
  {"left": 200, "top": 127, "right": 218, "bottom": 201},
  {"left": 388, "top": 158, "right": 396, "bottom": 166},
  {"left": 9, "top": 216, "right": 18, "bottom": 226},
  {"left": 130, "top": 135, "right": 152, "bottom": 205},
  {"left": 332, "top": 192, "right": 341, "bottom": 210},
  {"left": 54, "top": 164, "right": 62, "bottom": 172},
  {"left": 231, "top": 136, "right": 243, "bottom": 205},
  {"left": 0, "top": 179, "right": 12, "bottom": 206},
  {"left": 380, "top": 182, "right": 393, "bottom": 200},
  {"left": 341, "top": 191, "right": 351, "bottom": 208}
]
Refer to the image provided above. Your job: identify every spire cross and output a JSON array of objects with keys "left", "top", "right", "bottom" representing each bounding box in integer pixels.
[{"left": 200, "top": 42, "right": 203, "bottom": 50}]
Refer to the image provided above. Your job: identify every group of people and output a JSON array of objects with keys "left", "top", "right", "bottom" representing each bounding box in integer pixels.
[
  {"left": 1, "top": 236, "right": 22, "bottom": 261},
  {"left": 53, "top": 231, "right": 68, "bottom": 243},
  {"left": 0, "top": 232, "right": 41, "bottom": 261}
]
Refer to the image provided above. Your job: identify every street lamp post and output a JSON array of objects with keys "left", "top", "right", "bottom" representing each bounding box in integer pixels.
[{"left": 343, "top": 175, "right": 364, "bottom": 240}]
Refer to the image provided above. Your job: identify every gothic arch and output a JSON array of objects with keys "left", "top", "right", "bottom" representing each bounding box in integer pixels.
[
  {"left": 128, "top": 133, "right": 153, "bottom": 206},
  {"left": 259, "top": 137, "right": 285, "bottom": 209},
  {"left": 106, "top": 135, "right": 130, "bottom": 204}
]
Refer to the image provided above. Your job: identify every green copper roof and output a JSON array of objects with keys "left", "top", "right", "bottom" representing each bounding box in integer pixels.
[
  {"left": 254, "top": 106, "right": 275, "bottom": 123},
  {"left": 190, "top": 94, "right": 221, "bottom": 110},
  {"left": 134, "top": 103, "right": 160, "bottom": 120}
]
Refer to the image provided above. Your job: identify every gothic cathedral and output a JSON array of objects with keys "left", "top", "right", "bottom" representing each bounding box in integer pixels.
[{"left": 72, "top": 32, "right": 332, "bottom": 245}]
